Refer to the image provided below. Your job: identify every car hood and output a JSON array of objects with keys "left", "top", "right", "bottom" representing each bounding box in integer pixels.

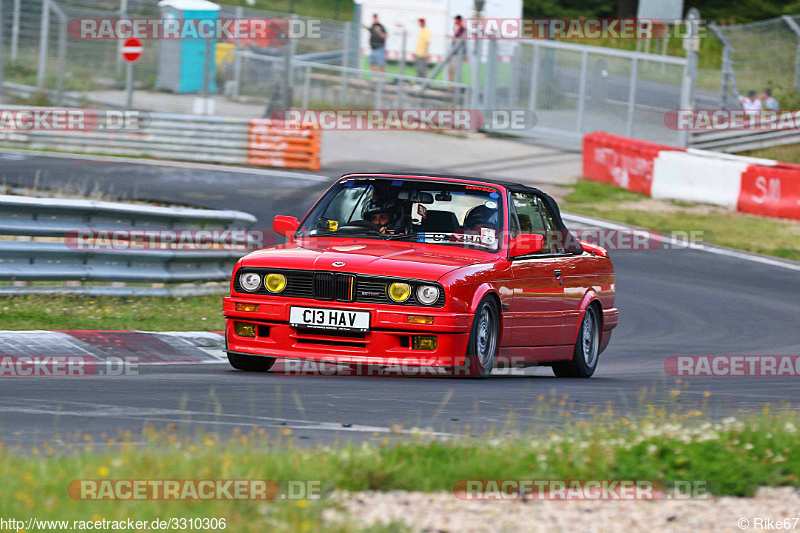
[{"left": 240, "top": 238, "right": 495, "bottom": 281}]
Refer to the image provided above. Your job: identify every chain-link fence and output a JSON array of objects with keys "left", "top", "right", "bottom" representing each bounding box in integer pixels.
[
  {"left": 710, "top": 15, "right": 800, "bottom": 109},
  {"left": 484, "top": 39, "right": 688, "bottom": 146},
  {"left": 1, "top": 0, "right": 160, "bottom": 101},
  {"left": 1, "top": 0, "right": 705, "bottom": 147}
]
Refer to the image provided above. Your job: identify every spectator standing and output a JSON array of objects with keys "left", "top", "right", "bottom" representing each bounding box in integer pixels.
[
  {"left": 414, "top": 18, "right": 431, "bottom": 79},
  {"left": 761, "top": 88, "right": 779, "bottom": 111},
  {"left": 364, "top": 14, "right": 387, "bottom": 74},
  {"left": 738, "top": 90, "right": 763, "bottom": 115},
  {"left": 446, "top": 15, "right": 466, "bottom": 82}
]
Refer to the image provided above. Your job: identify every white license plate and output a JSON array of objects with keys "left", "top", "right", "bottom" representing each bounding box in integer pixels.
[{"left": 289, "top": 306, "right": 370, "bottom": 332}]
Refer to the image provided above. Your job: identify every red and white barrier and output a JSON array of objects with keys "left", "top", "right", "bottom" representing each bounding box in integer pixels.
[
  {"left": 738, "top": 163, "right": 800, "bottom": 219},
  {"left": 583, "top": 132, "right": 800, "bottom": 220}
]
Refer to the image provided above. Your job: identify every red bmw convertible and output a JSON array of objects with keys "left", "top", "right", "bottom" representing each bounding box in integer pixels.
[{"left": 223, "top": 173, "right": 618, "bottom": 378}]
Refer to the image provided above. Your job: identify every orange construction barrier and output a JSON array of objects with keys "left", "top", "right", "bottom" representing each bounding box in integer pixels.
[{"left": 246, "top": 119, "right": 321, "bottom": 171}]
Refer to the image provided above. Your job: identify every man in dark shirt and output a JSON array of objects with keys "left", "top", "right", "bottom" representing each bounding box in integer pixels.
[
  {"left": 447, "top": 15, "right": 466, "bottom": 82},
  {"left": 364, "top": 14, "right": 387, "bottom": 73}
]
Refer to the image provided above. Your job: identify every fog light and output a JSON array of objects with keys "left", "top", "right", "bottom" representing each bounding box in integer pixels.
[
  {"left": 388, "top": 282, "right": 411, "bottom": 302},
  {"left": 265, "top": 273, "right": 287, "bottom": 293},
  {"left": 235, "top": 322, "right": 256, "bottom": 337},
  {"left": 412, "top": 335, "right": 437, "bottom": 350},
  {"left": 408, "top": 315, "right": 434, "bottom": 325},
  {"left": 236, "top": 303, "right": 259, "bottom": 312}
]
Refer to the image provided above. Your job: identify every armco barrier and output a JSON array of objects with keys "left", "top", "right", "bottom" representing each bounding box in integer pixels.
[
  {"left": 0, "top": 109, "right": 320, "bottom": 171},
  {"left": 583, "top": 132, "right": 800, "bottom": 220},
  {"left": 0, "top": 194, "right": 258, "bottom": 296}
]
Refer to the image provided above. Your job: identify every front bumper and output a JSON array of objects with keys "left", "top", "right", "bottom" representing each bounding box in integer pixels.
[{"left": 223, "top": 296, "right": 473, "bottom": 367}]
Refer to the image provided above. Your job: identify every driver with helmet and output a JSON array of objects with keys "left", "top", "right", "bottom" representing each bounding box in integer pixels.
[
  {"left": 464, "top": 204, "right": 498, "bottom": 232},
  {"left": 362, "top": 197, "right": 404, "bottom": 234}
]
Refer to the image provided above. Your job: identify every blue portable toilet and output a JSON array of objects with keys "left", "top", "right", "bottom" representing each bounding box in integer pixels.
[{"left": 156, "top": 0, "right": 219, "bottom": 93}]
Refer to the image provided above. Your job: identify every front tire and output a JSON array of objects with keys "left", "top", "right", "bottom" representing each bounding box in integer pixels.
[
  {"left": 553, "top": 305, "right": 600, "bottom": 378},
  {"left": 457, "top": 297, "right": 500, "bottom": 378},
  {"left": 227, "top": 352, "right": 276, "bottom": 372}
]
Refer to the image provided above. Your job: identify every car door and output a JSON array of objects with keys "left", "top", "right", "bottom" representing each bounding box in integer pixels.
[{"left": 507, "top": 192, "right": 566, "bottom": 347}]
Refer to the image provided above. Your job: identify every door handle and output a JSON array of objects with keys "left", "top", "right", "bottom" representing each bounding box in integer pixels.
[{"left": 554, "top": 269, "right": 562, "bottom": 277}]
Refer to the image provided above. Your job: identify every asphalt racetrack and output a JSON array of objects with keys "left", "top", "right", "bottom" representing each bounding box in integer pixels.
[{"left": 1, "top": 152, "right": 799, "bottom": 448}]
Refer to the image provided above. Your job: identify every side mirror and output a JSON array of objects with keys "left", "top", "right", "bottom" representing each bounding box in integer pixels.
[
  {"left": 273, "top": 215, "right": 300, "bottom": 238},
  {"left": 509, "top": 233, "right": 543, "bottom": 258}
]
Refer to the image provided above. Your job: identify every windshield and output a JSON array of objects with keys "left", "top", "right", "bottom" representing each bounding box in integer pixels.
[{"left": 297, "top": 177, "right": 504, "bottom": 252}]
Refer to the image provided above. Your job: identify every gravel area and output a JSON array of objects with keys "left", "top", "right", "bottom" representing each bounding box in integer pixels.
[{"left": 323, "top": 487, "right": 800, "bottom": 532}]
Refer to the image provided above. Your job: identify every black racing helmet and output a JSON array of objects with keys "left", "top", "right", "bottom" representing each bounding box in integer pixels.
[
  {"left": 362, "top": 198, "right": 398, "bottom": 223},
  {"left": 464, "top": 204, "right": 499, "bottom": 229}
]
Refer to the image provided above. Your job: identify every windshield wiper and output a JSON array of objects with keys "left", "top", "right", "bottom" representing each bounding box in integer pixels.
[
  {"left": 383, "top": 233, "right": 419, "bottom": 240},
  {"left": 304, "top": 230, "right": 381, "bottom": 238}
]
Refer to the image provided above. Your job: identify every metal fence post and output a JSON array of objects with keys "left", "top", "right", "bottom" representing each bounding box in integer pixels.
[
  {"left": 470, "top": 39, "right": 482, "bottom": 110},
  {"left": 341, "top": 21, "right": 351, "bottom": 105},
  {"left": 52, "top": 1, "right": 67, "bottom": 105},
  {"left": 286, "top": 14, "right": 297, "bottom": 108},
  {"left": 399, "top": 28, "right": 407, "bottom": 76},
  {"left": 11, "top": 0, "right": 21, "bottom": 62},
  {"left": 575, "top": 49, "right": 588, "bottom": 133},
  {"left": 37, "top": 0, "right": 51, "bottom": 88},
  {"left": 374, "top": 78, "right": 384, "bottom": 108},
  {"left": 679, "top": 8, "right": 700, "bottom": 148},
  {"left": 116, "top": 0, "right": 128, "bottom": 78},
  {"left": 281, "top": 33, "right": 291, "bottom": 110},
  {"left": 302, "top": 64, "right": 310, "bottom": 109},
  {"left": 232, "top": 5, "right": 243, "bottom": 98},
  {"left": 484, "top": 38, "right": 498, "bottom": 112},
  {"left": 455, "top": 39, "right": 465, "bottom": 84},
  {"left": 626, "top": 57, "right": 639, "bottom": 137},
  {"left": 708, "top": 22, "right": 738, "bottom": 109},
  {"left": 782, "top": 15, "right": 800, "bottom": 91},
  {"left": 528, "top": 42, "right": 540, "bottom": 111},
  {"left": 509, "top": 44, "right": 520, "bottom": 107},
  {"left": 0, "top": 5, "right": 4, "bottom": 98}
]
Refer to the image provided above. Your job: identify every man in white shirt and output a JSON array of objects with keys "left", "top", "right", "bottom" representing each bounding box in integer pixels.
[{"left": 738, "top": 90, "right": 763, "bottom": 115}]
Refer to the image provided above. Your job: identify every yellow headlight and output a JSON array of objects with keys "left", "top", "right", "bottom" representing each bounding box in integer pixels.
[
  {"left": 265, "top": 273, "right": 287, "bottom": 293},
  {"left": 388, "top": 282, "right": 411, "bottom": 302}
]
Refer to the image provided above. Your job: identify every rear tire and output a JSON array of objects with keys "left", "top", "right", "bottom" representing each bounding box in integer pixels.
[
  {"left": 456, "top": 297, "right": 500, "bottom": 378},
  {"left": 553, "top": 305, "right": 600, "bottom": 378},
  {"left": 227, "top": 352, "right": 276, "bottom": 372}
]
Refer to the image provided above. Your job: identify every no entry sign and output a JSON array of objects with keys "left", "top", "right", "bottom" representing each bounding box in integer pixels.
[{"left": 121, "top": 38, "right": 143, "bottom": 63}]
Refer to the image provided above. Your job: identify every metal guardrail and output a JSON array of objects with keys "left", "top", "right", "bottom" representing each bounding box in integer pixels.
[
  {"left": 690, "top": 128, "right": 800, "bottom": 153},
  {"left": 0, "top": 195, "right": 257, "bottom": 296},
  {"left": 0, "top": 107, "right": 321, "bottom": 170}
]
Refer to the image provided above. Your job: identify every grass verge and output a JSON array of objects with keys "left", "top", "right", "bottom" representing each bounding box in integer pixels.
[
  {"left": 0, "top": 295, "right": 223, "bottom": 331},
  {"left": 742, "top": 143, "right": 800, "bottom": 165},
  {"left": 2, "top": 409, "right": 799, "bottom": 531},
  {"left": 562, "top": 180, "right": 800, "bottom": 261}
]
